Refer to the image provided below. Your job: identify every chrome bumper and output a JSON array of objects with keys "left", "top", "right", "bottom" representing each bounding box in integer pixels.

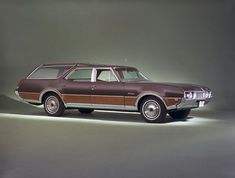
[
  {"left": 15, "top": 89, "right": 20, "bottom": 98},
  {"left": 15, "top": 89, "right": 24, "bottom": 102},
  {"left": 176, "top": 98, "right": 211, "bottom": 110}
]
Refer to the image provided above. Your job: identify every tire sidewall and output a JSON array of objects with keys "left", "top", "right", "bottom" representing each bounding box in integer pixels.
[
  {"left": 44, "top": 94, "right": 65, "bottom": 116},
  {"left": 140, "top": 97, "right": 167, "bottom": 123}
]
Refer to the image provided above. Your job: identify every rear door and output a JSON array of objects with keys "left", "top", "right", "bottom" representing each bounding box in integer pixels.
[{"left": 62, "top": 67, "right": 92, "bottom": 106}]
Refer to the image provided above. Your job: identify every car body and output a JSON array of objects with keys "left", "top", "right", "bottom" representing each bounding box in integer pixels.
[{"left": 15, "top": 63, "right": 212, "bottom": 123}]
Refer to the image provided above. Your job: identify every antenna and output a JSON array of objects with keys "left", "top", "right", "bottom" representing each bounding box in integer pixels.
[{"left": 124, "top": 58, "right": 128, "bottom": 71}]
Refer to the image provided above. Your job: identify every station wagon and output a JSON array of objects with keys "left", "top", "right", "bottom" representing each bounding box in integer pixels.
[{"left": 15, "top": 63, "right": 212, "bottom": 123}]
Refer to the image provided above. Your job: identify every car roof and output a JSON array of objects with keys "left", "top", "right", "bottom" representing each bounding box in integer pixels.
[{"left": 41, "top": 63, "right": 134, "bottom": 69}]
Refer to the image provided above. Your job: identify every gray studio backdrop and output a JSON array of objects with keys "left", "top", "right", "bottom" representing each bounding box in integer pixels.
[{"left": 0, "top": 0, "right": 234, "bottom": 110}]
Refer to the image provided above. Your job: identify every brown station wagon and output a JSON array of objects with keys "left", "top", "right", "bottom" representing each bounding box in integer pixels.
[{"left": 15, "top": 63, "right": 212, "bottom": 123}]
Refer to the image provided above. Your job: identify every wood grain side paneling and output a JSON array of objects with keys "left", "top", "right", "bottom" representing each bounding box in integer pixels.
[
  {"left": 19, "top": 92, "right": 40, "bottom": 101},
  {"left": 63, "top": 95, "right": 90, "bottom": 103},
  {"left": 125, "top": 97, "right": 137, "bottom": 106},
  {"left": 92, "top": 96, "right": 124, "bottom": 105}
]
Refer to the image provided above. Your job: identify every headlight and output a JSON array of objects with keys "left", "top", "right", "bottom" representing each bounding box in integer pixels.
[{"left": 184, "top": 91, "right": 194, "bottom": 100}]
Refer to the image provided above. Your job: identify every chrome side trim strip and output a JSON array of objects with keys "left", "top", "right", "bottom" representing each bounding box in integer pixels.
[
  {"left": 62, "top": 94, "right": 90, "bottom": 97},
  {"left": 62, "top": 94, "right": 135, "bottom": 98},
  {"left": 61, "top": 94, "right": 126, "bottom": 98},
  {"left": 24, "top": 99, "right": 41, "bottom": 104},
  {"left": 125, "top": 96, "right": 137, "bottom": 98},
  {"left": 65, "top": 103, "right": 137, "bottom": 111}
]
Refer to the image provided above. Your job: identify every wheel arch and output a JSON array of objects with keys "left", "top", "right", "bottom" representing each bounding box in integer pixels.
[
  {"left": 136, "top": 92, "right": 167, "bottom": 111},
  {"left": 39, "top": 88, "right": 64, "bottom": 105}
]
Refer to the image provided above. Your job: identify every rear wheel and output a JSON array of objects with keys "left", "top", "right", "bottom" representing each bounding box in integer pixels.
[
  {"left": 78, "top": 108, "right": 94, "bottom": 114},
  {"left": 44, "top": 93, "right": 65, "bottom": 116},
  {"left": 140, "top": 96, "right": 167, "bottom": 123},
  {"left": 169, "top": 109, "right": 191, "bottom": 119}
]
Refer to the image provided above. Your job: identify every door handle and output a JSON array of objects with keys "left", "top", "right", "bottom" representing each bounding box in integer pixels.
[{"left": 91, "top": 85, "right": 96, "bottom": 90}]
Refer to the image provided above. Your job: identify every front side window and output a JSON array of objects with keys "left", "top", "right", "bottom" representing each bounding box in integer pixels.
[
  {"left": 116, "top": 68, "right": 149, "bottom": 81},
  {"left": 96, "top": 69, "right": 117, "bottom": 82},
  {"left": 28, "top": 66, "right": 71, "bottom": 79},
  {"left": 67, "top": 69, "right": 92, "bottom": 81}
]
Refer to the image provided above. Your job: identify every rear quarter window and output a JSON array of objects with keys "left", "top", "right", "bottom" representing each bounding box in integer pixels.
[{"left": 28, "top": 67, "right": 71, "bottom": 79}]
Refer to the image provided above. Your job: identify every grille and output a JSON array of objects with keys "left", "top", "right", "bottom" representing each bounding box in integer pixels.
[{"left": 195, "top": 91, "right": 204, "bottom": 99}]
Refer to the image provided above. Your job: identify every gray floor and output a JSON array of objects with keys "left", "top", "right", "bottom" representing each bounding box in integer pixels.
[{"left": 0, "top": 95, "right": 235, "bottom": 178}]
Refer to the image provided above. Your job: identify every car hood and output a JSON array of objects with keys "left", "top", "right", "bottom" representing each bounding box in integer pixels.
[
  {"left": 160, "top": 82, "right": 207, "bottom": 91},
  {"left": 126, "top": 81, "right": 209, "bottom": 91}
]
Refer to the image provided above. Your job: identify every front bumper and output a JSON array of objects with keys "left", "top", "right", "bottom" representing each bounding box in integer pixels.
[{"left": 176, "top": 98, "right": 211, "bottom": 110}]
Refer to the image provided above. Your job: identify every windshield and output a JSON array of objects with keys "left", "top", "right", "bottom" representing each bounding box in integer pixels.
[{"left": 116, "top": 68, "right": 149, "bottom": 81}]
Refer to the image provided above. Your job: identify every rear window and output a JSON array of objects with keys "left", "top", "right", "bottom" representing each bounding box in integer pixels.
[{"left": 28, "top": 66, "right": 72, "bottom": 79}]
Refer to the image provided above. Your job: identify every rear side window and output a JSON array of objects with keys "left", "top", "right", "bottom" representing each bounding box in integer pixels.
[
  {"left": 28, "top": 66, "right": 71, "bottom": 79},
  {"left": 67, "top": 69, "right": 92, "bottom": 81}
]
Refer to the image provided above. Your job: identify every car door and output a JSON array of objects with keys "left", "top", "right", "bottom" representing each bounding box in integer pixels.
[
  {"left": 62, "top": 67, "right": 92, "bottom": 106},
  {"left": 91, "top": 68, "right": 125, "bottom": 108}
]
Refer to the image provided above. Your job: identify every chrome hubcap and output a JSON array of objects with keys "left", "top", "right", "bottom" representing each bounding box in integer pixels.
[
  {"left": 143, "top": 100, "right": 161, "bottom": 120},
  {"left": 45, "top": 96, "right": 59, "bottom": 114}
]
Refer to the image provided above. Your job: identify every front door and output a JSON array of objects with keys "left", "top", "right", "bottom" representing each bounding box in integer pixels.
[{"left": 91, "top": 68, "right": 125, "bottom": 108}]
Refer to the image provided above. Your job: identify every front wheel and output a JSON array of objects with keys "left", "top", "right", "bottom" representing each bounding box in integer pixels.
[
  {"left": 169, "top": 109, "right": 191, "bottom": 119},
  {"left": 140, "top": 96, "right": 167, "bottom": 123},
  {"left": 44, "top": 93, "right": 65, "bottom": 116}
]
